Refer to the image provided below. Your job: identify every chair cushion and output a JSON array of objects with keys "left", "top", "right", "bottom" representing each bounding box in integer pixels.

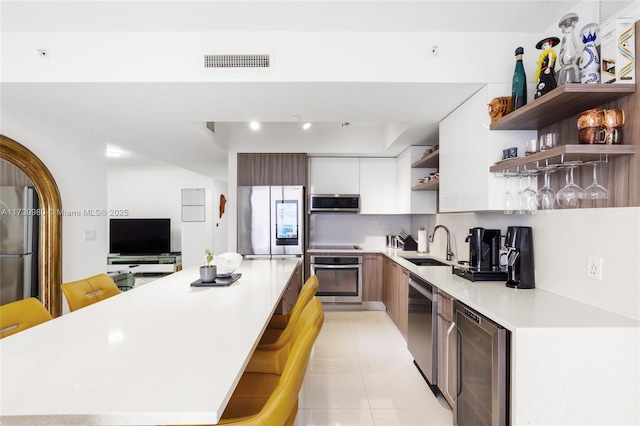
[
  {"left": 220, "top": 373, "right": 280, "bottom": 420},
  {"left": 258, "top": 328, "right": 283, "bottom": 345},
  {"left": 0, "top": 297, "right": 53, "bottom": 338}
]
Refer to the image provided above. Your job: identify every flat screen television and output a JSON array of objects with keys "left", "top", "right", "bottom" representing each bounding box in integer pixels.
[{"left": 109, "top": 218, "right": 171, "bottom": 255}]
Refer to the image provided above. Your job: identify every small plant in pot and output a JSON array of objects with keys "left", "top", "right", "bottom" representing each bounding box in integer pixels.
[{"left": 200, "top": 249, "right": 217, "bottom": 283}]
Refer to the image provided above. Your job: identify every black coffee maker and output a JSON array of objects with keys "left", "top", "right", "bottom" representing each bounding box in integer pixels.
[
  {"left": 465, "top": 227, "right": 501, "bottom": 271},
  {"left": 505, "top": 226, "right": 535, "bottom": 289}
]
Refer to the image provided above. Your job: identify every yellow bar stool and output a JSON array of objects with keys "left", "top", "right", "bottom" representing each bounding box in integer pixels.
[
  {"left": 0, "top": 297, "right": 53, "bottom": 338},
  {"left": 218, "top": 297, "right": 324, "bottom": 425},
  {"left": 258, "top": 274, "right": 318, "bottom": 348},
  {"left": 61, "top": 273, "right": 121, "bottom": 312}
]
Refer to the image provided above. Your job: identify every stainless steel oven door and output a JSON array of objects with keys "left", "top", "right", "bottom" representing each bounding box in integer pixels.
[{"left": 310, "top": 256, "right": 362, "bottom": 303}]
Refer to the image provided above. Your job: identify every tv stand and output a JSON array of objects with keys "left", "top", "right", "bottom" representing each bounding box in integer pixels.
[{"left": 107, "top": 253, "right": 182, "bottom": 274}]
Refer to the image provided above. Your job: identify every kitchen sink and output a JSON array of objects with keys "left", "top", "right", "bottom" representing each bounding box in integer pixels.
[{"left": 402, "top": 258, "right": 449, "bottom": 267}]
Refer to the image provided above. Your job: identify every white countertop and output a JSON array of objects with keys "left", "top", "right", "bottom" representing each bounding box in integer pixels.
[
  {"left": 0, "top": 259, "right": 300, "bottom": 425},
  {"left": 310, "top": 245, "right": 640, "bottom": 329}
]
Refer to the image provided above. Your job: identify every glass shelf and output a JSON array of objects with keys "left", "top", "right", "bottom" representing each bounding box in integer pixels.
[{"left": 489, "top": 145, "right": 636, "bottom": 173}]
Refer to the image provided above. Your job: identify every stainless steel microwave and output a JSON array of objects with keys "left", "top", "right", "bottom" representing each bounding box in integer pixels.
[{"left": 309, "top": 194, "right": 360, "bottom": 213}]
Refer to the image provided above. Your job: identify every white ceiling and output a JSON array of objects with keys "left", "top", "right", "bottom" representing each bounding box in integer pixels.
[{"left": 1, "top": 0, "right": 581, "bottom": 181}]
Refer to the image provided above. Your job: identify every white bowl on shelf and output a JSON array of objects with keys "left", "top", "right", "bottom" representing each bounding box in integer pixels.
[{"left": 211, "top": 252, "right": 243, "bottom": 277}]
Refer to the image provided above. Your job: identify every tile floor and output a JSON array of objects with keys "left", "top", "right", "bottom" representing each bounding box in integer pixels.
[{"left": 295, "top": 310, "right": 453, "bottom": 426}]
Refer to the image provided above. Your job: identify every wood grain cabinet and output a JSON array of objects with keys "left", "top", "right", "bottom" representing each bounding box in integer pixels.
[
  {"left": 382, "top": 256, "right": 395, "bottom": 320},
  {"left": 276, "top": 261, "right": 303, "bottom": 314},
  {"left": 237, "top": 153, "right": 308, "bottom": 186},
  {"left": 395, "top": 263, "right": 409, "bottom": 337},
  {"left": 362, "top": 253, "right": 382, "bottom": 301},
  {"left": 437, "top": 289, "right": 456, "bottom": 408},
  {"left": 382, "top": 257, "right": 409, "bottom": 338}
]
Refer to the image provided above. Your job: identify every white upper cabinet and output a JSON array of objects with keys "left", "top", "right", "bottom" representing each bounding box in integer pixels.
[
  {"left": 308, "top": 157, "right": 360, "bottom": 194},
  {"left": 359, "top": 158, "right": 397, "bottom": 214},
  {"left": 439, "top": 84, "right": 536, "bottom": 212}
]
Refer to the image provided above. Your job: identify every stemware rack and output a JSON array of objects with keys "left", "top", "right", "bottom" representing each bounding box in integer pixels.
[{"left": 490, "top": 145, "right": 636, "bottom": 174}]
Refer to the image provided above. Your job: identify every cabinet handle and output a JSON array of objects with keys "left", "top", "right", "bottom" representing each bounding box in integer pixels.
[
  {"left": 445, "top": 321, "right": 456, "bottom": 403},
  {"left": 456, "top": 326, "right": 463, "bottom": 398}
]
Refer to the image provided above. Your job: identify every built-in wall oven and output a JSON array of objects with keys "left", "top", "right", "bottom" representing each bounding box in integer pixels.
[
  {"left": 310, "top": 255, "right": 362, "bottom": 303},
  {"left": 407, "top": 274, "right": 438, "bottom": 388},
  {"left": 446, "top": 300, "right": 510, "bottom": 426}
]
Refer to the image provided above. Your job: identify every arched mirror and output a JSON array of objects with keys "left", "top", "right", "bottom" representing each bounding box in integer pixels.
[{"left": 1, "top": 135, "right": 62, "bottom": 317}]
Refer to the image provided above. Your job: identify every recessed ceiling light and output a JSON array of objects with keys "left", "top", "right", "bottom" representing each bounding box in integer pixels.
[
  {"left": 249, "top": 121, "right": 260, "bottom": 130},
  {"left": 302, "top": 122, "right": 311, "bottom": 130}
]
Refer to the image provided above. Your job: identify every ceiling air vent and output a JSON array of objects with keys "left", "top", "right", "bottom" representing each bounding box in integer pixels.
[{"left": 204, "top": 54, "right": 271, "bottom": 69}]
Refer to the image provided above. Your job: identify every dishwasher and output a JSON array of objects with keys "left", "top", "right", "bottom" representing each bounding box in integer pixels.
[{"left": 407, "top": 273, "right": 438, "bottom": 388}]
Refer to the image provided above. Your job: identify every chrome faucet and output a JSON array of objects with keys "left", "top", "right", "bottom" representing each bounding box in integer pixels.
[{"left": 429, "top": 225, "right": 454, "bottom": 261}]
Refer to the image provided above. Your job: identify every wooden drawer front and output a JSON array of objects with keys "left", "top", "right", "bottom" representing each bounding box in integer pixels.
[{"left": 438, "top": 290, "right": 454, "bottom": 322}]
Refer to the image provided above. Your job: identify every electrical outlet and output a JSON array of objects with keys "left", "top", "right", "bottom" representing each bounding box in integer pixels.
[
  {"left": 587, "top": 256, "right": 603, "bottom": 280},
  {"left": 83, "top": 230, "right": 96, "bottom": 241}
]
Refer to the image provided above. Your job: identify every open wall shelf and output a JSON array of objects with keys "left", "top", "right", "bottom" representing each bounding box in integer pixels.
[
  {"left": 490, "top": 144, "right": 636, "bottom": 173},
  {"left": 411, "top": 149, "right": 439, "bottom": 168},
  {"left": 489, "top": 84, "right": 636, "bottom": 131}
]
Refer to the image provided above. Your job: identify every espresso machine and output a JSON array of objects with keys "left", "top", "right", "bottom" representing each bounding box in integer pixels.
[
  {"left": 505, "top": 226, "right": 535, "bottom": 289},
  {"left": 454, "top": 227, "right": 507, "bottom": 281},
  {"left": 466, "top": 227, "right": 501, "bottom": 271}
]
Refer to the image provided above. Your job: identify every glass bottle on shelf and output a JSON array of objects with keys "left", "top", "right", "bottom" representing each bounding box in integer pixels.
[
  {"left": 512, "top": 47, "right": 527, "bottom": 110},
  {"left": 557, "top": 12, "right": 580, "bottom": 85}
]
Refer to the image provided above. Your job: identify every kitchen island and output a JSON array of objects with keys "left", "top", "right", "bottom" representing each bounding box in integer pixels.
[
  {"left": 319, "top": 245, "right": 640, "bottom": 425},
  {"left": 0, "top": 258, "right": 300, "bottom": 425}
]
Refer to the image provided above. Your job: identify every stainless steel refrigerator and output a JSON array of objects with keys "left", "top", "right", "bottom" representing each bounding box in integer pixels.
[
  {"left": 237, "top": 186, "right": 304, "bottom": 259},
  {"left": 1, "top": 186, "right": 39, "bottom": 305}
]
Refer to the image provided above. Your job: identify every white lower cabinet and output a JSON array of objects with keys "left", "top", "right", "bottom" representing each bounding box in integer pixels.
[{"left": 439, "top": 84, "right": 535, "bottom": 212}]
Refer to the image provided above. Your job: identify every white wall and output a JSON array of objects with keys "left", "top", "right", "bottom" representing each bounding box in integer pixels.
[
  {"left": 107, "top": 165, "right": 227, "bottom": 268},
  {"left": 2, "top": 110, "right": 109, "bottom": 282},
  {"left": 309, "top": 214, "right": 412, "bottom": 248},
  {"left": 412, "top": 208, "right": 640, "bottom": 321},
  {"left": 3, "top": 30, "right": 543, "bottom": 86}
]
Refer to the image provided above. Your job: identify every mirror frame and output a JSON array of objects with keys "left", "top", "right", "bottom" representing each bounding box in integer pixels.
[{"left": 1, "top": 135, "right": 62, "bottom": 317}]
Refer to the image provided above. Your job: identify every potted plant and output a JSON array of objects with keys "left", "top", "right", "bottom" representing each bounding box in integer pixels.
[{"left": 200, "top": 249, "right": 217, "bottom": 283}]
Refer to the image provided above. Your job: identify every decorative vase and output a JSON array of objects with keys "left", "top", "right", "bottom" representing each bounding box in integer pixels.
[
  {"left": 557, "top": 13, "right": 580, "bottom": 85},
  {"left": 579, "top": 23, "right": 600, "bottom": 84},
  {"left": 200, "top": 265, "right": 217, "bottom": 283},
  {"left": 534, "top": 37, "right": 560, "bottom": 99}
]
